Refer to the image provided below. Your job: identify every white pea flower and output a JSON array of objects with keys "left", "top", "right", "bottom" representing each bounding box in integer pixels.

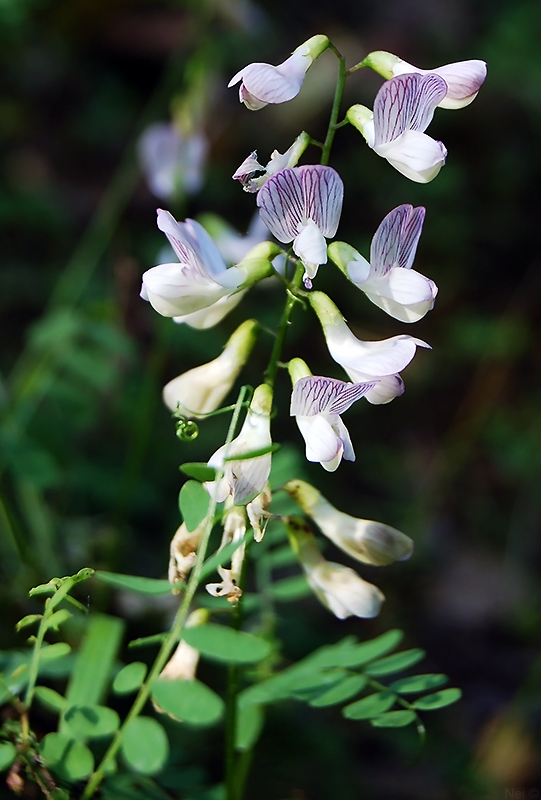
[
  {"left": 229, "top": 35, "right": 329, "bottom": 110},
  {"left": 137, "top": 122, "right": 208, "bottom": 199},
  {"left": 162, "top": 319, "right": 258, "bottom": 419},
  {"left": 232, "top": 131, "right": 311, "bottom": 193},
  {"left": 347, "top": 73, "right": 448, "bottom": 183},
  {"left": 364, "top": 51, "right": 487, "bottom": 109},
  {"left": 286, "top": 518, "right": 384, "bottom": 619},
  {"left": 140, "top": 210, "right": 274, "bottom": 327},
  {"left": 205, "top": 384, "right": 273, "bottom": 506},
  {"left": 285, "top": 480, "right": 413, "bottom": 566},
  {"left": 159, "top": 609, "right": 208, "bottom": 681},
  {"left": 328, "top": 204, "right": 437, "bottom": 323},
  {"left": 289, "top": 359, "right": 376, "bottom": 472},
  {"left": 309, "top": 291, "right": 429, "bottom": 404},
  {"left": 257, "top": 165, "right": 343, "bottom": 288}
]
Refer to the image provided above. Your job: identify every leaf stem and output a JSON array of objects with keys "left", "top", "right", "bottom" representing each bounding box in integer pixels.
[{"left": 321, "top": 45, "right": 347, "bottom": 166}]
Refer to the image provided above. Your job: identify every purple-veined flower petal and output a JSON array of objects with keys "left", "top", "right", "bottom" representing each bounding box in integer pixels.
[
  {"left": 300, "top": 165, "right": 344, "bottom": 237},
  {"left": 393, "top": 59, "right": 487, "bottom": 109},
  {"left": 228, "top": 52, "right": 310, "bottom": 106},
  {"left": 291, "top": 376, "right": 375, "bottom": 417},
  {"left": 370, "top": 204, "right": 426, "bottom": 276},
  {"left": 373, "top": 73, "right": 448, "bottom": 146}
]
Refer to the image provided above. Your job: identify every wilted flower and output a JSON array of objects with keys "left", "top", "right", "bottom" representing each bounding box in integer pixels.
[
  {"left": 229, "top": 35, "right": 329, "bottom": 110},
  {"left": 205, "top": 501, "right": 247, "bottom": 603},
  {"left": 285, "top": 517, "right": 384, "bottom": 619},
  {"left": 138, "top": 122, "right": 208, "bottom": 199},
  {"left": 246, "top": 484, "right": 272, "bottom": 542},
  {"left": 309, "top": 291, "right": 429, "bottom": 403},
  {"left": 233, "top": 132, "right": 311, "bottom": 193},
  {"left": 205, "top": 384, "right": 273, "bottom": 505},
  {"left": 289, "top": 358, "right": 375, "bottom": 472},
  {"left": 363, "top": 51, "right": 487, "bottom": 109},
  {"left": 257, "top": 165, "right": 343, "bottom": 288},
  {"left": 168, "top": 522, "right": 203, "bottom": 592},
  {"left": 328, "top": 204, "right": 437, "bottom": 323},
  {"left": 162, "top": 319, "right": 258, "bottom": 419},
  {"left": 140, "top": 210, "right": 274, "bottom": 327},
  {"left": 285, "top": 480, "right": 413, "bottom": 565},
  {"left": 206, "top": 566, "right": 243, "bottom": 603},
  {"left": 347, "top": 73, "right": 448, "bottom": 183}
]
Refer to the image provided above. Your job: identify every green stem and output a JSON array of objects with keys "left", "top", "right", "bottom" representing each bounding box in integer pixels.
[
  {"left": 264, "top": 262, "right": 305, "bottom": 389},
  {"left": 321, "top": 46, "right": 347, "bottom": 166},
  {"left": 81, "top": 388, "right": 249, "bottom": 800}
]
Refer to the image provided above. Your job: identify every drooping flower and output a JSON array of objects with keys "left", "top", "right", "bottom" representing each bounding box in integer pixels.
[
  {"left": 168, "top": 521, "right": 204, "bottom": 592},
  {"left": 205, "top": 500, "right": 246, "bottom": 603},
  {"left": 229, "top": 35, "right": 329, "bottom": 110},
  {"left": 289, "top": 358, "right": 375, "bottom": 472},
  {"left": 246, "top": 484, "right": 272, "bottom": 542},
  {"left": 309, "top": 291, "right": 429, "bottom": 403},
  {"left": 285, "top": 480, "right": 413, "bottom": 566},
  {"left": 205, "top": 384, "right": 273, "bottom": 506},
  {"left": 328, "top": 204, "right": 437, "bottom": 323},
  {"left": 347, "top": 73, "right": 448, "bottom": 183},
  {"left": 140, "top": 210, "right": 274, "bottom": 327},
  {"left": 137, "top": 122, "right": 208, "bottom": 199},
  {"left": 159, "top": 609, "right": 208, "bottom": 681},
  {"left": 232, "top": 132, "right": 310, "bottom": 193},
  {"left": 257, "top": 165, "right": 344, "bottom": 288},
  {"left": 162, "top": 319, "right": 258, "bottom": 419},
  {"left": 363, "top": 51, "right": 487, "bottom": 109},
  {"left": 285, "top": 517, "right": 384, "bottom": 619}
]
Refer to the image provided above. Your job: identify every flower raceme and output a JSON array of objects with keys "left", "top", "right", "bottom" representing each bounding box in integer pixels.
[
  {"left": 328, "top": 204, "right": 438, "bottom": 323},
  {"left": 205, "top": 384, "right": 273, "bottom": 506},
  {"left": 288, "top": 358, "right": 375, "bottom": 472},
  {"left": 285, "top": 517, "right": 384, "bottom": 619},
  {"left": 285, "top": 480, "right": 413, "bottom": 566},
  {"left": 162, "top": 320, "right": 258, "bottom": 419},
  {"left": 229, "top": 35, "right": 329, "bottom": 110},
  {"left": 309, "top": 291, "right": 429, "bottom": 403},
  {"left": 363, "top": 51, "right": 487, "bottom": 110},
  {"left": 347, "top": 73, "right": 448, "bottom": 183},
  {"left": 140, "top": 210, "right": 276, "bottom": 328},
  {"left": 257, "top": 165, "right": 344, "bottom": 288}
]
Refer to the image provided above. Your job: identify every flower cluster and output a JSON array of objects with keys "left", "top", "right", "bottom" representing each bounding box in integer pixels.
[{"left": 140, "top": 36, "right": 485, "bottom": 620}]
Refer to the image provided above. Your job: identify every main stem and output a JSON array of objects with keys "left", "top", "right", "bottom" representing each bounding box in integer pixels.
[
  {"left": 321, "top": 46, "right": 347, "bottom": 166},
  {"left": 82, "top": 389, "right": 249, "bottom": 800}
]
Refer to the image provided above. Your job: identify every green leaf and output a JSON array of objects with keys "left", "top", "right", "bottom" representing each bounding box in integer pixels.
[
  {"left": 309, "top": 674, "right": 367, "bottom": 708},
  {"left": 16, "top": 614, "right": 42, "bottom": 631},
  {"left": 389, "top": 674, "right": 448, "bottom": 694},
  {"left": 272, "top": 575, "right": 311, "bottom": 602},
  {"left": 182, "top": 624, "right": 272, "bottom": 665},
  {"left": 412, "top": 688, "right": 462, "bottom": 710},
  {"left": 340, "top": 630, "right": 404, "bottom": 668},
  {"left": 364, "top": 648, "right": 425, "bottom": 677},
  {"left": 235, "top": 704, "right": 264, "bottom": 751},
  {"left": 34, "top": 686, "right": 67, "bottom": 714},
  {"left": 343, "top": 691, "right": 396, "bottom": 720},
  {"left": 40, "top": 643, "right": 71, "bottom": 661},
  {"left": 152, "top": 679, "right": 224, "bottom": 726},
  {"left": 200, "top": 532, "right": 251, "bottom": 581},
  {"left": 45, "top": 609, "right": 72, "bottom": 632},
  {"left": 41, "top": 733, "right": 94, "bottom": 782},
  {"left": 223, "top": 443, "right": 280, "bottom": 462},
  {"left": 0, "top": 742, "right": 17, "bottom": 772},
  {"left": 370, "top": 710, "right": 417, "bottom": 728},
  {"left": 179, "top": 463, "right": 217, "bottom": 482},
  {"left": 113, "top": 662, "right": 148, "bottom": 694},
  {"left": 121, "top": 717, "right": 169, "bottom": 775},
  {"left": 64, "top": 705, "right": 120, "bottom": 740},
  {"left": 179, "top": 481, "right": 210, "bottom": 532},
  {"left": 95, "top": 571, "right": 173, "bottom": 595}
]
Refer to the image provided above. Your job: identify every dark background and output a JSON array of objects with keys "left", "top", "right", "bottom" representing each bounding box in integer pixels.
[{"left": 1, "top": 0, "right": 541, "bottom": 797}]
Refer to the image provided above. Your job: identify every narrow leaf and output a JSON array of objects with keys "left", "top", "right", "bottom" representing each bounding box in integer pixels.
[
  {"left": 364, "top": 648, "right": 425, "bottom": 677},
  {"left": 179, "top": 463, "right": 217, "bottom": 482},
  {"left": 34, "top": 686, "right": 67, "bottom": 714},
  {"left": 412, "top": 688, "right": 462, "bottom": 710},
  {"left": 40, "top": 643, "right": 71, "bottom": 661},
  {"left": 235, "top": 704, "right": 264, "bottom": 751},
  {"left": 371, "top": 710, "right": 416, "bottom": 728},
  {"left": 340, "top": 630, "right": 404, "bottom": 668},
  {"left": 343, "top": 691, "right": 396, "bottom": 720},
  {"left": 309, "top": 674, "right": 367, "bottom": 708},
  {"left": 16, "top": 614, "right": 42, "bottom": 631},
  {"left": 390, "top": 673, "right": 448, "bottom": 694},
  {"left": 95, "top": 571, "right": 173, "bottom": 595},
  {"left": 200, "top": 531, "right": 251, "bottom": 581},
  {"left": 179, "top": 480, "right": 211, "bottom": 532},
  {"left": 182, "top": 624, "right": 272, "bottom": 665},
  {"left": 45, "top": 610, "right": 72, "bottom": 632}
]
